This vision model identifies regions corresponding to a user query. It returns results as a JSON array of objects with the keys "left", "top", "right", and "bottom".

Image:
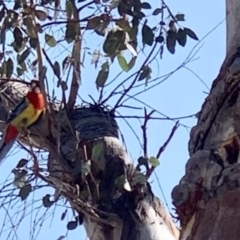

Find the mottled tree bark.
[
  {"left": 172, "top": 1, "right": 240, "bottom": 239},
  {"left": 0, "top": 80, "right": 179, "bottom": 240}
]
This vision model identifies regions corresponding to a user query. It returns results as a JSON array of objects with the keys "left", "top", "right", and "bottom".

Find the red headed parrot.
[{"left": 0, "top": 80, "right": 45, "bottom": 164}]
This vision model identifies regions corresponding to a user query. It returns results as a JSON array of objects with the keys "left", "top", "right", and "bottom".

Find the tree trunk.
[
  {"left": 172, "top": 1, "right": 240, "bottom": 239},
  {"left": 226, "top": 0, "right": 240, "bottom": 55},
  {"left": 46, "top": 105, "right": 180, "bottom": 240},
  {"left": 0, "top": 81, "right": 179, "bottom": 240}
]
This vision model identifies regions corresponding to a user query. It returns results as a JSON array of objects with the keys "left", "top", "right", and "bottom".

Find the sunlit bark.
[{"left": 172, "top": 1, "right": 240, "bottom": 239}]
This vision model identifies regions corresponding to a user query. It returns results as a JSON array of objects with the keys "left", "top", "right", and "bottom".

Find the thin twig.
[
  {"left": 115, "top": 114, "right": 196, "bottom": 120},
  {"left": 67, "top": 0, "right": 82, "bottom": 110},
  {"left": 146, "top": 121, "right": 179, "bottom": 178},
  {"left": 113, "top": 42, "right": 159, "bottom": 110},
  {"left": 42, "top": 48, "right": 75, "bottom": 136},
  {"left": 156, "top": 121, "right": 179, "bottom": 159},
  {"left": 141, "top": 108, "right": 155, "bottom": 157}
]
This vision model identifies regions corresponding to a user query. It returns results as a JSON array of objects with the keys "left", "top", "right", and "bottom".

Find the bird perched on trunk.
[{"left": 0, "top": 80, "right": 45, "bottom": 164}]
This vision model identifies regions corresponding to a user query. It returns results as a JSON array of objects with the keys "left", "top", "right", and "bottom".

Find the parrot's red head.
[
  {"left": 29, "top": 80, "right": 41, "bottom": 94},
  {"left": 26, "top": 80, "right": 45, "bottom": 109}
]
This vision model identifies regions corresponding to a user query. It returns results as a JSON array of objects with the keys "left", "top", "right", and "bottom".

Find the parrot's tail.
[{"left": 0, "top": 125, "right": 19, "bottom": 164}]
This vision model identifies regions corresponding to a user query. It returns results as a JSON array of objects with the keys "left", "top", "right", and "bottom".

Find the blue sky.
[{"left": 0, "top": 1, "right": 226, "bottom": 239}]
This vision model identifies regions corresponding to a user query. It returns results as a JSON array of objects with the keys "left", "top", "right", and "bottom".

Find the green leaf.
[
  {"left": 65, "top": 21, "right": 77, "bottom": 43},
  {"left": 0, "top": 66, "right": 3, "bottom": 76},
  {"left": 184, "top": 27, "right": 198, "bottom": 40},
  {"left": 91, "top": 142, "right": 104, "bottom": 160},
  {"left": 132, "top": 173, "right": 147, "bottom": 185},
  {"left": 0, "top": 8, "right": 5, "bottom": 20},
  {"left": 166, "top": 30, "right": 177, "bottom": 54},
  {"left": 115, "top": 18, "right": 131, "bottom": 32},
  {"left": 177, "top": 28, "right": 187, "bottom": 47},
  {"left": 95, "top": 61, "right": 109, "bottom": 89},
  {"left": 117, "top": 54, "right": 129, "bottom": 72},
  {"left": 18, "top": 48, "right": 31, "bottom": 64},
  {"left": 6, "top": 58, "right": 14, "bottom": 78},
  {"left": 115, "top": 176, "right": 131, "bottom": 191},
  {"left": 141, "top": 2, "right": 151, "bottom": 9},
  {"left": 62, "top": 56, "right": 70, "bottom": 74},
  {"left": 17, "top": 67, "right": 24, "bottom": 76},
  {"left": 109, "top": 0, "right": 120, "bottom": 10},
  {"left": 139, "top": 65, "right": 151, "bottom": 81},
  {"left": 67, "top": 221, "right": 78, "bottom": 230},
  {"left": 39, "top": 66, "right": 47, "bottom": 82},
  {"left": 31, "top": 59, "right": 38, "bottom": 68},
  {"left": 42, "top": 194, "right": 54, "bottom": 208},
  {"left": 134, "top": 11, "right": 145, "bottom": 19},
  {"left": 13, "top": 40, "right": 25, "bottom": 53},
  {"left": 103, "top": 30, "right": 125, "bottom": 56},
  {"left": 81, "top": 160, "right": 91, "bottom": 176},
  {"left": 160, "top": 21, "right": 165, "bottom": 26},
  {"left": 175, "top": 13, "right": 185, "bottom": 21},
  {"left": 138, "top": 156, "right": 148, "bottom": 166},
  {"left": 56, "top": 236, "right": 65, "bottom": 240},
  {"left": 155, "top": 35, "right": 164, "bottom": 43},
  {"left": 13, "top": 27, "right": 23, "bottom": 47},
  {"left": 149, "top": 157, "right": 160, "bottom": 167},
  {"left": 91, "top": 49, "right": 100, "bottom": 66},
  {"left": 45, "top": 33, "right": 57, "bottom": 47},
  {"left": 19, "top": 184, "right": 31, "bottom": 201},
  {"left": 60, "top": 81, "right": 68, "bottom": 91},
  {"left": 35, "top": 10, "right": 48, "bottom": 21},
  {"left": 115, "top": 175, "right": 126, "bottom": 188},
  {"left": 86, "top": 16, "right": 101, "bottom": 30},
  {"left": 65, "top": 0, "right": 73, "bottom": 18},
  {"left": 30, "top": 37, "right": 38, "bottom": 49},
  {"left": 142, "top": 24, "right": 154, "bottom": 46},
  {"left": 0, "top": 28, "right": 6, "bottom": 45},
  {"left": 77, "top": 215, "right": 83, "bottom": 225},
  {"left": 13, "top": 0, "right": 21, "bottom": 10},
  {"left": 53, "top": 61, "right": 61, "bottom": 78},
  {"left": 128, "top": 56, "right": 137, "bottom": 70},
  {"left": 109, "top": 0, "right": 121, "bottom": 10},
  {"left": 16, "top": 159, "right": 28, "bottom": 168},
  {"left": 12, "top": 169, "right": 27, "bottom": 188},
  {"left": 0, "top": 52, "right": 4, "bottom": 62},
  {"left": 36, "top": 23, "right": 43, "bottom": 33},
  {"left": 61, "top": 209, "right": 67, "bottom": 221},
  {"left": 19, "top": 61, "right": 27, "bottom": 71},
  {"left": 169, "top": 20, "right": 177, "bottom": 32},
  {"left": 152, "top": 8, "right": 162, "bottom": 16}
]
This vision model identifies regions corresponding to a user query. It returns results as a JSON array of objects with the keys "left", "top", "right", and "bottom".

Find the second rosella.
[{"left": 0, "top": 80, "right": 45, "bottom": 164}]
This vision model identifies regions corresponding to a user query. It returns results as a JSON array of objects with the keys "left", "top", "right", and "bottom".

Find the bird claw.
[{"left": 21, "top": 126, "right": 29, "bottom": 136}]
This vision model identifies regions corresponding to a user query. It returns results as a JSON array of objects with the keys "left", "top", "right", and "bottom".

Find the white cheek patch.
[
  {"left": 34, "top": 87, "right": 41, "bottom": 94},
  {"left": 31, "top": 83, "right": 37, "bottom": 88}
]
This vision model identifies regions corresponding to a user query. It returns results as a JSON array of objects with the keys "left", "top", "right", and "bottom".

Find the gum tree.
[{"left": 0, "top": 0, "right": 206, "bottom": 240}]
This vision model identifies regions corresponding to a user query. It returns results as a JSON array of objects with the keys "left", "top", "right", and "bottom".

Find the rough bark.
[
  {"left": 226, "top": 0, "right": 240, "bottom": 55},
  {"left": 0, "top": 80, "right": 179, "bottom": 240},
  {"left": 172, "top": 1, "right": 240, "bottom": 239}
]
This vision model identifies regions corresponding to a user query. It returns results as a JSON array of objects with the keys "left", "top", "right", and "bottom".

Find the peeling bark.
[{"left": 172, "top": 1, "right": 240, "bottom": 239}]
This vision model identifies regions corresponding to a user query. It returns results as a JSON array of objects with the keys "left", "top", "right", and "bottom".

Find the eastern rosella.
[{"left": 0, "top": 80, "right": 45, "bottom": 164}]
